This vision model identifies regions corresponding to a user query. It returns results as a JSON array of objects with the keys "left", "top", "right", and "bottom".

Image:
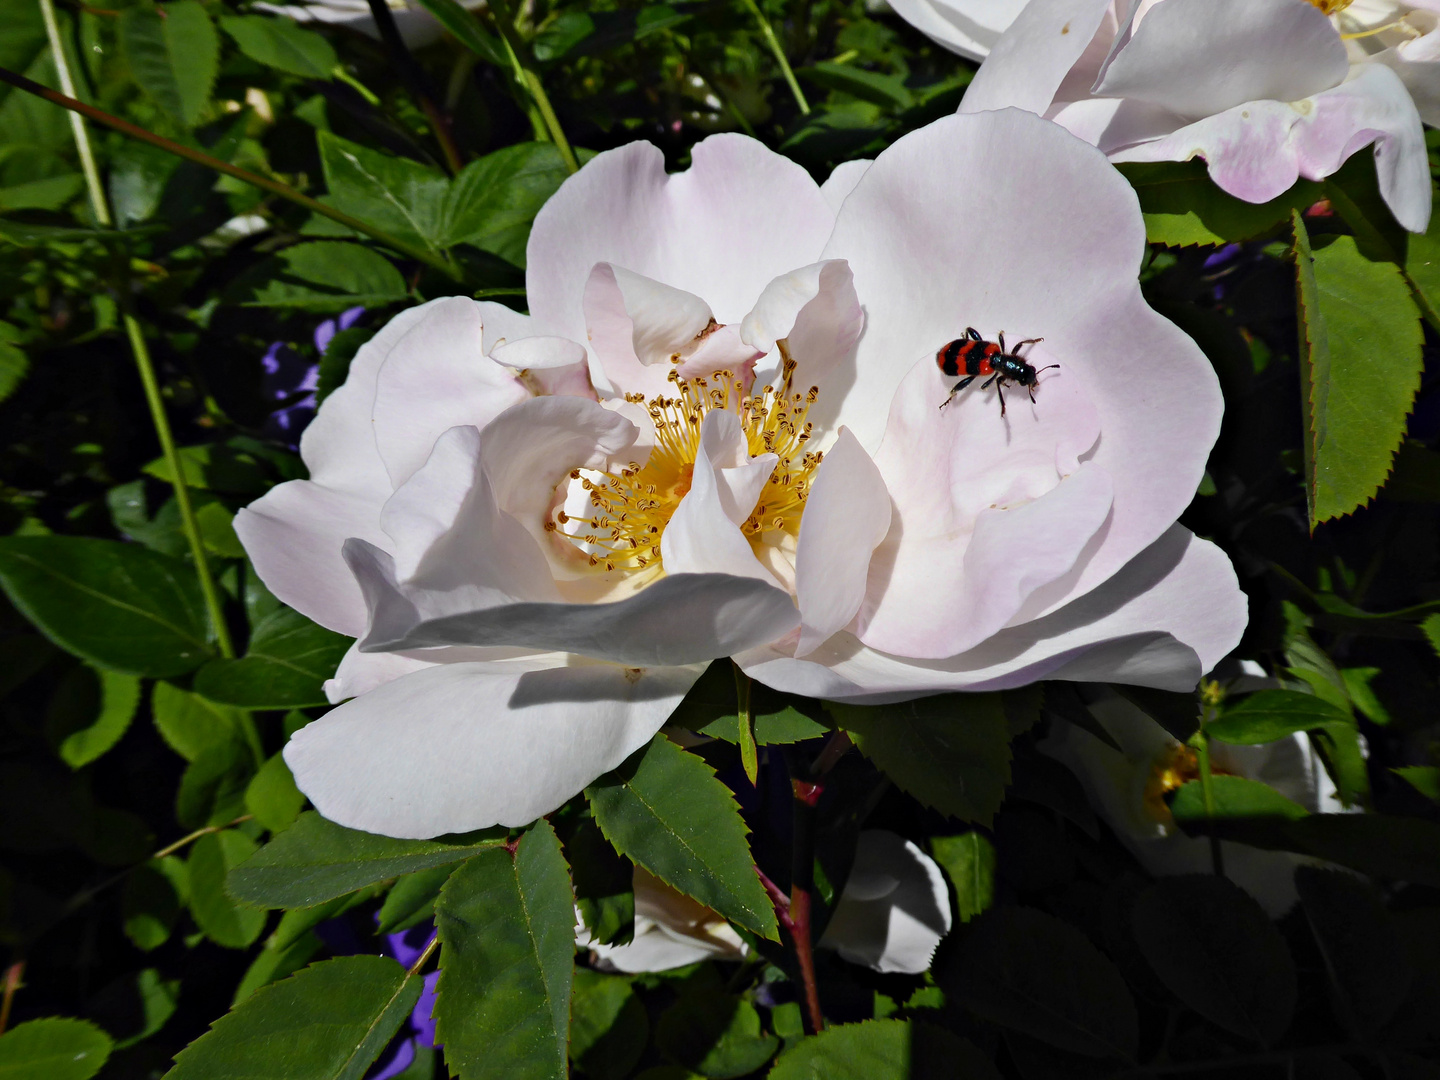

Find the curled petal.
[
  {"left": 1093, "top": 0, "right": 1348, "bottom": 117},
  {"left": 489, "top": 336, "right": 596, "bottom": 401},
  {"left": 661, "top": 410, "right": 780, "bottom": 584},
  {"left": 371, "top": 297, "right": 531, "bottom": 488},
  {"left": 741, "top": 261, "right": 864, "bottom": 392},
  {"left": 960, "top": 0, "right": 1115, "bottom": 114},
  {"left": 819, "top": 831, "right": 952, "bottom": 974},
  {"left": 583, "top": 263, "right": 717, "bottom": 398},
  {"left": 284, "top": 659, "right": 703, "bottom": 837},
  {"left": 1110, "top": 63, "right": 1431, "bottom": 232},
  {"left": 885, "top": 0, "right": 1028, "bottom": 60},
  {"left": 739, "top": 526, "right": 1248, "bottom": 700},
  {"left": 527, "top": 136, "right": 834, "bottom": 348}
]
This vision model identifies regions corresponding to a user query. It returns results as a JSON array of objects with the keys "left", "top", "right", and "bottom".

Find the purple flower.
[
  {"left": 261, "top": 307, "right": 365, "bottom": 448},
  {"left": 368, "top": 923, "right": 441, "bottom": 1080}
]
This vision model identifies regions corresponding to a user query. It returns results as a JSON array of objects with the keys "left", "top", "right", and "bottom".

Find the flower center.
[
  {"left": 1308, "top": 0, "right": 1354, "bottom": 13},
  {"left": 546, "top": 356, "right": 823, "bottom": 575},
  {"left": 1142, "top": 743, "right": 1233, "bottom": 827}
]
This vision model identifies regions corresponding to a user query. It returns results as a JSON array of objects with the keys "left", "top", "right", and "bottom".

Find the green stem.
[
  {"left": 1194, "top": 718, "right": 1225, "bottom": 877},
  {"left": 739, "top": 0, "right": 810, "bottom": 115},
  {"left": 37, "top": 0, "right": 234, "bottom": 664},
  {"left": 733, "top": 661, "right": 758, "bottom": 786},
  {"left": 122, "top": 316, "right": 235, "bottom": 663},
  {"left": 0, "top": 63, "right": 464, "bottom": 281},
  {"left": 486, "top": 0, "right": 579, "bottom": 173}
]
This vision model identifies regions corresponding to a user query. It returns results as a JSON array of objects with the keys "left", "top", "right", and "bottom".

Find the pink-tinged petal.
[
  {"left": 739, "top": 526, "right": 1247, "bottom": 700},
  {"left": 324, "top": 640, "right": 539, "bottom": 702},
  {"left": 794, "top": 429, "right": 891, "bottom": 657},
  {"left": 818, "top": 831, "right": 951, "bottom": 974},
  {"left": 371, "top": 297, "right": 531, "bottom": 489},
  {"left": 583, "top": 263, "right": 715, "bottom": 398},
  {"left": 285, "top": 659, "right": 703, "bottom": 837},
  {"left": 1094, "top": 0, "right": 1347, "bottom": 118},
  {"left": 820, "top": 160, "right": 871, "bottom": 216},
  {"left": 1111, "top": 63, "right": 1431, "bottom": 232},
  {"left": 960, "top": 0, "right": 1115, "bottom": 114},
  {"left": 586, "top": 870, "right": 747, "bottom": 971},
  {"left": 235, "top": 481, "right": 391, "bottom": 637},
  {"left": 489, "top": 336, "right": 597, "bottom": 401},
  {"left": 299, "top": 301, "right": 436, "bottom": 494},
  {"left": 825, "top": 111, "right": 1222, "bottom": 616},
  {"left": 1383, "top": 46, "right": 1440, "bottom": 128},
  {"left": 1047, "top": 96, "right": 1187, "bottom": 152},
  {"left": 662, "top": 411, "right": 779, "bottom": 583},
  {"left": 351, "top": 542, "right": 800, "bottom": 665},
  {"left": 526, "top": 135, "right": 834, "bottom": 347},
  {"left": 473, "top": 299, "right": 534, "bottom": 353},
  {"left": 741, "top": 261, "right": 864, "bottom": 392},
  {"left": 673, "top": 323, "right": 763, "bottom": 387},
  {"left": 887, "top": 0, "right": 1029, "bottom": 60}
]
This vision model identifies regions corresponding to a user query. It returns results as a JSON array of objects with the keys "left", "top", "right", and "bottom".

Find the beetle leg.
[
  {"left": 981, "top": 373, "right": 1001, "bottom": 389},
  {"left": 997, "top": 382, "right": 1008, "bottom": 417},
  {"left": 939, "top": 375, "right": 976, "bottom": 410},
  {"left": 965, "top": 327, "right": 982, "bottom": 342}
]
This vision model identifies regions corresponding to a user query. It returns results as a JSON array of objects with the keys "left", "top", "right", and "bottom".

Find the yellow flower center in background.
[
  {"left": 1308, "top": 0, "right": 1354, "bottom": 13},
  {"left": 546, "top": 355, "right": 823, "bottom": 575},
  {"left": 1142, "top": 743, "right": 1234, "bottom": 828}
]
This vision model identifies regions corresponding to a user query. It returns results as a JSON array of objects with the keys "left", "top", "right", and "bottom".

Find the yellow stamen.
[
  {"left": 549, "top": 354, "right": 822, "bottom": 576},
  {"left": 1142, "top": 743, "right": 1234, "bottom": 827},
  {"left": 1308, "top": 0, "right": 1354, "bottom": 14}
]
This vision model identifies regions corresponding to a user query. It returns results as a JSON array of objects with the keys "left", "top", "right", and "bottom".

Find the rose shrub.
[{"left": 236, "top": 107, "right": 1246, "bottom": 839}]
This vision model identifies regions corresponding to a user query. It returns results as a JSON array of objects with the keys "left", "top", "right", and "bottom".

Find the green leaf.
[
  {"left": 1296, "top": 866, "right": 1411, "bottom": 1036},
  {"left": 1210, "top": 689, "right": 1353, "bottom": 744},
  {"left": 318, "top": 132, "right": 448, "bottom": 253},
  {"left": 142, "top": 440, "right": 291, "bottom": 495},
  {"left": 220, "top": 16, "right": 337, "bottom": 78},
  {"left": 118, "top": 1, "right": 218, "bottom": 128},
  {"left": 562, "top": 814, "right": 633, "bottom": 946},
  {"left": 441, "top": 143, "right": 572, "bottom": 267},
  {"left": 1171, "top": 775, "right": 1311, "bottom": 825},
  {"left": 655, "top": 978, "right": 779, "bottom": 1079},
  {"left": 0, "top": 1018, "right": 111, "bottom": 1080},
  {"left": 939, "top": 906, "right": 1137, "bottom": 1060},
  {"left": 1132, "top": 875, "right": 1296, "bottom": 1046},
  {"left": 176, "top": 739, "right": 251, "bottom": 828},
  {"left": 570, "top": 969, "right": 648, "bottom": 1080},
  {"left": 768, "top": 1020, "right": 1001, "bottom": 1080},
  {"left": 165, "top": 956, "right": 422, "bottom": 1080},
  {"left": 1422, "top": 613, "right": 1440, "bottom": 658},
  {"left": 586, "top": 734, "right": 777, "bottom": 940},
  {"left": 226, "top": 810, "right": 503, "bottom": 909},
  {"left": 246, "top": 752, "right": 305, "bottom": 834},
  {"left": 1405, "top": 185, "right": 1440, "bottom": 328},
  {"left": 1121, "top": 162, "right": 1322, "bottom": 247},
  {"left": 232, "top": 930, "right": 322, "bottom": 1005},
  {"left": 0, "top": 334, "right": 27, "bottom": 404},
  {"left": 1394, "top": 766, "right": 1440, "bottom": 802},
  {"left": 240, "top": 242, "right": 409, "bottom": 313},
  {"left": 434, "top": 821, "right": 574, "bottom": 1080},
  {"left": 929, "top": 831, "right": 993, "bottom": 923},
  {"left": 152, "top": 680, "right": 241, "bottom": 762},
  {"left": 375, "top": 864, "right": 454, "bottom": 934},
  {"left": 46, "top": 665, "right": 141, "bottom": 768},
  {"left": 1382, "top": 441, "right": 1440, "bottom": 503},
  {"left": 122, "top": 858, "right": 184, "bottom": 951},
  {"left": 1292, "top": 217, "right": 1425, "bottom": 525},
  {"left": 112, "top": 968, "right": 181, "bottom": 1049},
  {"left": 0, "top": 536, "right": 213, "bottom": 677},
  {"left": 798, "top": 62, "right": 913, "bottom": 109},
  {"left": 411, "top": 0, "right": 507, "bottom": 65},
  {"left": 0, "top": 174, "right": 81, "bottom": 211},
  {"left": 194, "top": 605, "right": 351, "bottom": 709},
  {"left": 698, "top": 705, "right": 827, "bottom": 746},
  {"left": 533, "top": 10, "right": 596, "bottom": 61},
  {"left": 188, "top": 830, "right": 267, "bottom": 949},
  {"left": 829, "top": 694, "right": 1011, "bottom": 824}
]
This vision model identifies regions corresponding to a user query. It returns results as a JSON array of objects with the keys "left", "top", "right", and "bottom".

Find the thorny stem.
[
  {"left": 789, "top": 772, "right": 825, "bottom": 1034},
  {"left": 485, "top": 0, "right": 579, "bottom": 173},
  {"left": 734, "top": 662, "right": 759, "bottom": 786},
  {"left": 363, "top": 0, "right": 464, "bottom": 174},
  {"left": 38, "top": 0, "right": 246, "bottom": 684},
  {"left": 1194, "top": 685, "right": 1225, "bottom": 877},
  {"left": 0, "top": 960, "right": 22, "bottom": 1035},
  {"left": 738, "top": 0, "right": 811, "bottom": 115},
  {"left": 0, "top": 64, "right": 464, "bottom": 280}
]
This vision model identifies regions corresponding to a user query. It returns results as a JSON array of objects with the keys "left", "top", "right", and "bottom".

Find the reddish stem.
[
  {"left": 788, "top": 886, "right": 823, "bottom": 1034},
  {"left": 0, "top": 959, "right": 23, "bottom": 1035}
]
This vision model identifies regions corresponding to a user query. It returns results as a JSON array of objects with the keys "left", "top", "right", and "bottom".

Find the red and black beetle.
[{"left": 937, "top": 327, "right": 1058, "bottom": 416}]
